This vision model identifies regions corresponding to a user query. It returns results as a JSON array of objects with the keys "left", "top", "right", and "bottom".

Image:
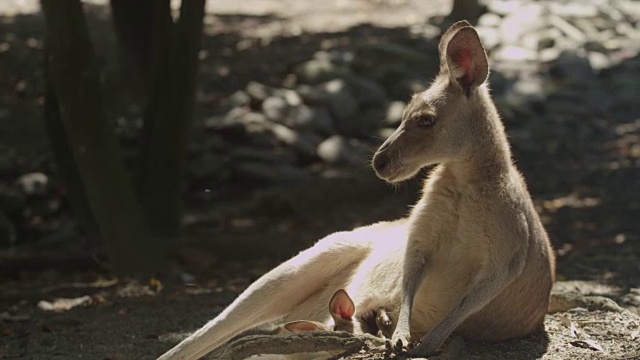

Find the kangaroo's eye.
[{"left": 417, "top": 116, "right": 437, "bottom": 128}]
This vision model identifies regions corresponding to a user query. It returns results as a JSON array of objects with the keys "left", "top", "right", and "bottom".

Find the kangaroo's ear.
[
  {"left": 329, "top": 289, "right": 355, "bottom": 321},
  {"left": 438, "top": 20, "right": 472, "bottom": 69},
  {"left": 444, "top": 25, "right": 489, "bottom": 94},
  {"left": 283, "top": 320, "right": 330, "bottom": 333}
]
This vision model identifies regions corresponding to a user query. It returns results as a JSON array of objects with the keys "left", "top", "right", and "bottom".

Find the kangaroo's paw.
[{"left": 406, "top": 336, "right": 440, "bottom": 358}]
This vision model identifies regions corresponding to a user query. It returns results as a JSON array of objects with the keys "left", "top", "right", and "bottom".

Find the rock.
[
  {"left": 572, "top": 18, "right": 599, "bottom": 38},
  {"left": 520, "top": 32, "right": 541, "bottom": 51},
  {"left": 549, "top": 292, "right": 625, "bottom": 313},
  {"left": 229, "top": 90, "right": 250, "bottom": 107},
  {"left": 477, "top": 13, "right": 502, "bottom": 27},
  {"left": 264, "top": 99, "right": 334, "bottom": 135},
  {"left": 317, "top": 135, "right": 370, "bottom": 165},
  {"left": 15, "top": 172, "right": 48, "bottom": 196},
  {"left": 549, "top": 15, "right": 587, "bottom": 43},
  {"left": 262, "top": 96, "right": 288, "bottom": 122},
  {"left": 284, "top": 104, "right": 314, "bottom": 129},
  {"left": 294, "top": 55, "right": 351, "bottom": 85},
  {"left": 588, "top": 52, "right": 613, "bottom": 70},
  {"left": 499, "top": 3, "right": 547, "bottom": 44},
  {"left": 475, "top": 26, "right": 500, "bottom": 50},
  {"left": 539, "top": 47, "right": 562, "bottom": 63},
  {"left": 278, "top": 89, "right": 302, "bottom": 107},
  {"left": 319, "top": 79, "right": 359, "bottom": 133},
  {"left": 493, "top": 46, "right": 537, "bottom": 62},
  {"left": 512, "top": 76, "right": 544, "bottom": 98},
  {"left": 270, "top": 123, "right": 316, "bottom": 157},
  {"left": 487, "top": 0, "right": 522, "bottom": 16},
  {"left": 620, "top": 291, "right": 640, "bottom": 307},
  {"left": 295, "top": 84, "right": 327, "bottom": 104},
  {"left": 240, "top": 112, "right": 273, "bottom": 134},
  {"left": 385, "top": 101, "right": 406, "bottom": 126},
  {"left": 538, "top": 29, "right": 560, "bottom": 50},
  {"left": 245, "top": 81, "right": 273, "bottom": 103},
  {"left": 548, "top": 2, "right": 598, "bottom": 18}
]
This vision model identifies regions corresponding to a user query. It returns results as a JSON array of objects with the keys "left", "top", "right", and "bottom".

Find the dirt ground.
[{"left": 1, "top": 0, "right": 639, "bottom": 359}]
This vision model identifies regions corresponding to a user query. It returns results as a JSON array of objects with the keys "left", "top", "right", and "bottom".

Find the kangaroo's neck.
[{"left": 436, "top": 89, "right": 513, "bottom": 188}]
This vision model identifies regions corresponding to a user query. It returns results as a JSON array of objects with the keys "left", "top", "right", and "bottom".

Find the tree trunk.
[
  {"left": 448, "top": 0, "right": 484, "bottom": 22},
  {"left": 40, "top": 0, "right": 160, "bottom": 275},
  {"left": 43, "top": 44, "right": 102, "bottom": 252},
  {"left": 109, "top": 0, "right": 155, "bottom": 73},
  {"left": 137, "top": 0, "right": 206, "bottom": 249}
]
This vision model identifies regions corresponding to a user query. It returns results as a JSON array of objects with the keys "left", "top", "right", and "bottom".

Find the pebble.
[
  {"left": 262, "top": 96, "right": 288, "bottom": 122},
  {"left": 15, "top": 172, "right": 49, "bottom": 196}
]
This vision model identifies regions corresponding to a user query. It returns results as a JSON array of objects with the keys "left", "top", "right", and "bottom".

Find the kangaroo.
[
  {"left": 157, "top": 219, "right": 409, "bottom": 360},
  {"left": 371, "top": 21, "right": 555, "bottom": 355},
  {"left": 157, "top": 21, "right": 555, "bottom": 360}
]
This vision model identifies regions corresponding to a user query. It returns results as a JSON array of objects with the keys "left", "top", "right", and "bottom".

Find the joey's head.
[
  {"left": 373, "top": 21, "right": 491, "bottom": 182},
  {"left": 327, "top": 289, "right": 395, "bottom": 337},
  {"left": 282, "top": 289, "right": 394, "bottom": 338}
]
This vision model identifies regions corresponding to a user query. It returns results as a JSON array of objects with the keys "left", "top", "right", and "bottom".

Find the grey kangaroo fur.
[
  {"left": 372, "top": 21, "right": 555, "bottom": 355},
  {"left": 157, "top": 20, "right": 555, "bottom": 360}
]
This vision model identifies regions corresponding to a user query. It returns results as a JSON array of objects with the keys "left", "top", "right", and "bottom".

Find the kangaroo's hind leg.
[{"left": 157, "top": 232, "right": 371, "bottom": 360}]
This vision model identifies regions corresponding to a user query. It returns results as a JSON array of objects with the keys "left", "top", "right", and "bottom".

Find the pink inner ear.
[
  {"left": 329, "top": 289, "right": 356, "bottom": 320},
  {"left": 337, "top": 304, "right": 354, "bottom": 319},
  {"left": 454, "top": 49, "right": 474, "bottom": 85}
]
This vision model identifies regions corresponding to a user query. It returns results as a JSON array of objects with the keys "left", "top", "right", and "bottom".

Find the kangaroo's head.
[{"left": 373, "top": 21, "right": 491, "bottom": 182}]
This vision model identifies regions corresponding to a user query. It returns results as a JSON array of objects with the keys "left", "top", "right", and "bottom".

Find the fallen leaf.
[
  {"left": 558, "top": 315, "right": 579, "bottom": 337},
  {"left": 37, "top": 296, "right": 92, "bottom": 312},
  {"left": 569, "top": 339, "right": 605, "bottom": 353},
  {"left": 116, "top": 280, "right": 156, "bottom": 298}
]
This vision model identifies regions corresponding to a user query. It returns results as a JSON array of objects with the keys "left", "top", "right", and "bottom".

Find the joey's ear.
[
  {"left": 283, "top": 320, "right": 330, "bottom": 333},
  {"left": 329, "top": 289, "right": 355, "bottom": 321},
  {"left": 444, "top": 26, "right": 489, "bottom": 94}
]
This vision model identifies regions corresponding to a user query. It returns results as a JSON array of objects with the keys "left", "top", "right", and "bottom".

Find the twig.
[{"left": 211, "top": 331, "right": 386, "bottom": 360}]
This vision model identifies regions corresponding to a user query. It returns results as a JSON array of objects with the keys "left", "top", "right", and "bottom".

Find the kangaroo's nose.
[{"left": 373, "top": 154, "right": 389, "bottom": 173}]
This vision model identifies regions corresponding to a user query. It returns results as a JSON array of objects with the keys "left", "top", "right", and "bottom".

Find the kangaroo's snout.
[{"left": 373, "top": 153, "right": 389, "bottom": 174}]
